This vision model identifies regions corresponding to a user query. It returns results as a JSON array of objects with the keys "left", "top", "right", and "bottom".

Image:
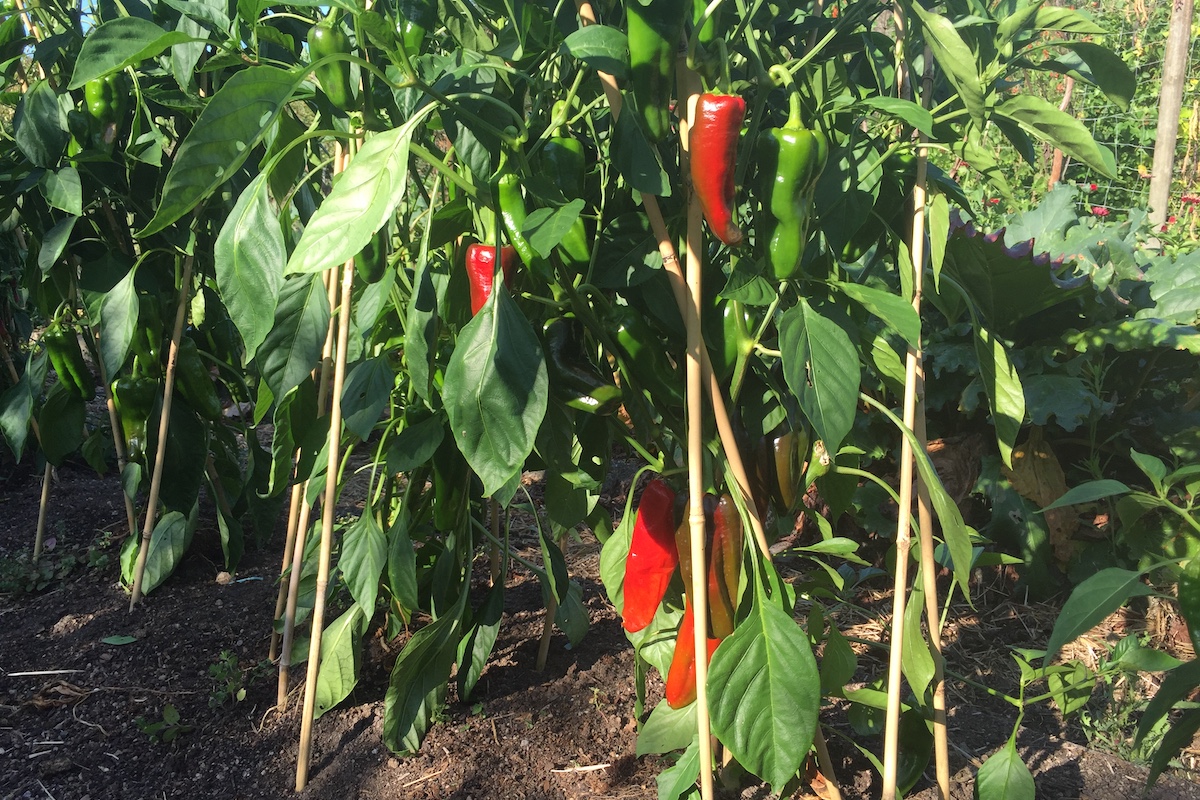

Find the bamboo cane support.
[
  {"left": 269, "top": 487, "right": 305, "bottom": 663},
  {"left": 295, "top": 243, "right": 357, "bottom": 793},
  {"left": 0, "top": 337, "right": 54, "bottom": 563},
  {"left": 128, "top": 256, "right": 194, "bottom": 609},
  {"left": 278, "top": 242, "right": 343, "bottom": 707}
]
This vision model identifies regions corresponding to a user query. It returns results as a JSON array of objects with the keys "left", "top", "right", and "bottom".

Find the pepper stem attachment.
[{"left": 768, "top": 64, "right": 804, "bottom": 129}]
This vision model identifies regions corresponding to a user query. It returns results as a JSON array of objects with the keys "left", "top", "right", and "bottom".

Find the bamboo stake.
[
  {"left": 296, "top": 216, "right": 357, "bottom": 794},
  {"left": 278, "top": 241, "right": 343, "bottom": 708},
  {"left": 128, "top": 256, "right": 194, "bottom": 610},
  {"left": 0, "top": 336, "right": 53, "bottom": 563},
  {"left": 269, "top": 487, "right": 305, "bottom": 663}
]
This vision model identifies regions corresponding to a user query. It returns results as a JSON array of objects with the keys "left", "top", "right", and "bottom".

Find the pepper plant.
[{"left": 0, "top": 0, "right": 1143, "bottom": 796}]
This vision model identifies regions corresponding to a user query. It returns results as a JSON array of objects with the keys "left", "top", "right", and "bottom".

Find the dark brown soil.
[{"left": 3, "top": 457, "right": 1200, "bottom": 800}]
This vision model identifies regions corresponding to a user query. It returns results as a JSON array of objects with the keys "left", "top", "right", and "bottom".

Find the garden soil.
[{"left": 3, "top": 456, "right": 1200, "bottom": 800}]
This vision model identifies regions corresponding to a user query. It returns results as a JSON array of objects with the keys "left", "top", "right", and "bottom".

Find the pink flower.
[{"left": 1091, "top": 206, "right": 1110, "bottom": 217}]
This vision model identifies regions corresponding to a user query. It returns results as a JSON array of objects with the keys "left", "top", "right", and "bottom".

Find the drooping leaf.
[
  {"left": 38, "top": 384, "right": 85, "bottom": 466},
  {"left": 834, "top": 281, "right": 920, "bottom": 348},
  {"left": 637, "top": 700, "right": 698, "bottom": 756},
  {"left": 139, "top": 511, "right": 194, "bottom": 595},
  {"left": 905, "top": 1, "right": 986, "bottom": 124},
  {"left": 1041, "top": 479, "right": 1131, "bottom": 511},
  {"left": 972, "top": 324, "right": 1024, "bottom": 468},
  {"left": 442, "top": 287, "right": 547, "bottom": 497},
  {"left": 341, "top": 357, "right": 394, "bottom": 440},
  {"left": 561, "top": 25, "right": 627, "bottom": 78},
  {"left": 995, "top": 94, "right": 1116, "bottom": 178},
  {"left": 41, "top": 167, "right": 82, "bottom": 216},
  {"left": 655, "top": 735, "right": 700, "bottom": 800},
  {"left": 314, "top": 603, "right": 366, "bottom": 718},
  {"left": 901, "top": 581, "right": 935, "bottom": 700},
  {"left": 257, "top": 274, "right": 331, "bottom": 402},
  {"left": 707, "top": 577, "right": 821, "bottom": 791},
  {"left": 14, "top": 80, "right": 68, "bottom": 168},
  {"left": 340, "top": 513, "right": 388, "bottom": 616},
  {"left": 456, "top": 583, "right": 504, "bottom": 702},
  {"left": 779, "top": 298, "right": 859, "bottom": 456},
  {"left": 214, "top": 172, "right": 284, "bottom": 363}
]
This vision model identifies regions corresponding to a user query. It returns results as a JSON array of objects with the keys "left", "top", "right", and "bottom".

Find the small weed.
[
  {"left": 136, "top": 704, "right": 193, "bottom": 743},
  {"left": 207, "top": 650, "right": 271, "bottom": 708}
]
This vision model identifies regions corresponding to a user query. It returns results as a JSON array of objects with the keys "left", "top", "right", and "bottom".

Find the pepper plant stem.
[
  {"left": 128, "top": 254, "right": 194, "bottom": 610},
  {"left": 91, "top": 329, "right": 139, "bottom": 545}
]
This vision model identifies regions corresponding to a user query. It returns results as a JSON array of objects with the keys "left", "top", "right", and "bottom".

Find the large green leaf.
[
  {"left": 1142, "top": 251, "right": 1200, "bottom": 325},
  {"left": 341, "top": 357, "right": 394, "bottom": 440},
  {"left": 257, "top": 274, "right": 331, "bottom": 402},
  {"left": 42, "top": 167, "right": 82, "bottom": 217},
  {"left": 1043, "top": 568, "right": 1153, "bottom": 664},
  {"left": 834, "top": 281, "right": 921, "bottom": 348},
  {"left": 1065, "top": 320, "right": 1200, "bottom": 356},
  {"left": 286, "top": 124, "right": 416, "bottom": 275},
  {"left": 974, "top": 736, "right": 1034, "bottom": 800},
  {"left": 139, "top": 510, "right": 195, "bottom": 595},
  {"left": 340, "top": 513, "right": 387, "bottom": 616},
  {"left": 137, "top": 67, "right": 300, "bottom": 237},
  {"left": 314, "top": 603, "right": 366, "bottom": 719},
  {"left": 779, "top": 299, "right": 859, "bottom": 456},
  {"left": 214, "top": 172, "right": 284, "bottom": 364},
  {"left": 14, "top": 80, "right": 68, "bottom": 168},
  {"left": 995, "top": 94, "right": 1116, "bottom": 177},
  {"left": 443, "top": 287, "right": 547, "bottom": 497},
  {"left": 159, "top": 404, "right": 210, "bottom": 514},
  {"left": 0, "top": 370, "right": 33, "bottom": 461},
  {"left": 902, "top": 581, "right": 935, "bottom": 700},
  {"left": 456, "top": 582, "right": 504, "bottom": 702},
  {"left": 1135, "top": 658, "right": 1200, "bottom": 746},
  {"left": 906, "top": 1, "right": 986, "bottom": 124},
  {"left": 382, "top": 592, "right": 465, "bottom": 755},
  {"left": 561, "top": 25, "right": 627, "bottom": 78},
  {"left": 1040, "top": 43, "right": 1135, "bottom": 111},
  {"left": 655, "top": 734, "right": 700, "bottom": 800},
  {"left": 1148, "top": 707, "right": 1200, "bottom": 787},
  {"left": 69, "top": 17, "right": 196, "bottom": 89},
  {"left": 637, "top": 700, "right": 698, "bottom": 756},
  {"left": 96, "top": 264, "right": 140, "bottom": 382},
  {"left": 707, "top": 578, "right": 821, "bottom": 791},
  {"left": 972, "top": 325, "right": 1024, "bottom": 468}
]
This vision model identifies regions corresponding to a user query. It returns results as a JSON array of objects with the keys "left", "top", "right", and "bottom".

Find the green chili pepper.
[
  {"left": 175, "top": 336, "right": 222, "bottom": 421},
  {"left": 543, "top": 317, "right": 622, "bottom": 415},
  {"left": 539, "top": 110, "right": 591, "bottom": 272},
  {"left": 758, "top": 77, "right": 828, "bottom": 281},
  {"left": 392, "top": 0, "right": 436, "bottom": 57},
  {"left": 309, "top": 13, "right": 359, "bottom": 113},
  {"left": 83, "top": 73, "right": 126, "bottom": 152},
  {"left": 112, "top": 375, "right": 158, "bottom": 464},
  {"left": 609, "top": 304, "right": 684, "bottom": 409},
  {"left": 43, "top": 320, "right": 95, "bottom": 400},
  {"left": 495, "top": 160, "right": 550, "bottom": 282},
  {"left": 626, "top": 0, "right": 687, "bottom": 143},
  {"left": 355, "top": 224, "right": 390, "bottom": 284}
]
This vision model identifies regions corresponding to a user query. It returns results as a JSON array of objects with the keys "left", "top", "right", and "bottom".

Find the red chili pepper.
[
  {"left": 664, "top": 600, "right": 722, "bottom": 708},
  {"left": 621, "top": 479, "right": 679, "bottom": 633},
  {"left": 689, "top": 93, "right": 746, "bottom": 246},
  {"left": 707, "top": 494, "right": 743, "bottom": 639},
  {"left": 466, "top": 243, "right": 517, "bottom": 316}
]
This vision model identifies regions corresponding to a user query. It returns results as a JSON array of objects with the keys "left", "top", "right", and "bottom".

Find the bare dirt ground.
[{"left": 3, "top": 455, "right": 1200, "bottom": 800}]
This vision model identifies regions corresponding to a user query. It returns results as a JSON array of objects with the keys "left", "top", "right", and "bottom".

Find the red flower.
[
  {"left": 1091, "top": 206, "right": 1110, "bottom": 217},
  {"left": 1088, "top": 183, "right": 1098, "bottom": 192},
  {"left": 1182, "top": 194, "right": 1200, "bottom": 205},
  {"left": 988, "top": 198, "right": 1000, "bottom": 205},
  {"left": 1169, "top": 215, "right": 1177, "bottom": 223}
]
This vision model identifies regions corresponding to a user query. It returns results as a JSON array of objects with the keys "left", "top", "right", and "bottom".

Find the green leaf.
[
  {"left": 314, "top": 603, "right": 366, "bottom": 719},
  {"left": 287, "top": 124, "right": 416, "bottom": 275},
  {"left": 69, "top": 18, "right": 197, "bottom": 89},
  {"left": 386, "top": 510, "right": 419, "bottom": 614},
  {"left": 38, "top": 215, "right": 78, "bottom": 274},
  {"left": 137, "top": 67, "right": 300, "bottom": 237},
  {"left": 214, "top": 172, "right": 284, "bottom": 363},
  {"left": 1043, "top": 568, "right": 1153, "bottom": 664},
  {"left": 257, "top": 274, "right": 331, "bottom": 402},
  {"left": 779, "top": 298, "right": 859, "bottom": 456},
  {"left": 42, "top": 167, "right": 82, "bottom": 216},
  {"left": 819, "top": 625, "right": 857, "bottom": 695},
  {"left": 523, "top": 199, "right": 585, "bottom": 259},
  {"left": 1136, "top": 658, "right": 1200, "bottom": 746},
  {"left": 96, "top": 264, "right": 140, "bottom": 383},
  {"left": 386, "top": 416, "right": 443, "bottom": 475},
  {"left": 974, "top": 736, "right": 1034, "bottom": 800},
  {"left": 101, "top": 634, "right": 138, "bottom": 645},
  {"left": 636, "top": 700, "right": 697, "bottom": 756},
  {"left": 382, "top": 593, "right": 465, "bottom": 755},
  {"left": 1032, "top": 6, "right": 1106, "bottom": 34},
  {"left": 1041, "top": 479, "right": 1131, "bottom": 511},
  {"left": 707, "top": 577, "right": 821, "bottom": 791},
  {"left": 996, "top": 0, "right": 1046, "bottom": 45},
  {"left": 1142, "top": 251, "right": 1200, "bottom": 326},
  {"left": 341, "top": 357, "right": 394, "bottom": 440},
  {"left": 902, "top": 581, "right": 935, "bottom": 700},
  {"left": 834, "top": 281, "right": 920, "bottom": 348},
  {"left": 14, "top": 80, "right": 68, "bottom": 168},
  {"left": 1148, "top": 707, "right": 1200, "bottom": 787},
  {"left": 1130, "top": 449, "right": 1168, "bottom": 494},
  {"left": 995, "top": 94, "right": 1116, "bottom": 178},
  {"left": 656, "top": 734, "right": 700, "bottom": 800},
  {"left": 340, "top": 513, "right": 387, "bottom": 616},
  {"left": 612, "top": 105, "right": 670, "bottom": 197},
  {"left": 443, "top": 288, "right": 547, "bottom": 497},
  {"left": 599, "top": 502, "right": 634, "bottom": 612},
  {"left": 972, "top": 325, "right": 1024, "bottom": 468},
  {"left": 1046, "top": 43, "right": 1135, "bottom": 111},
  {"left": 554, "top": 580, "right": 589, "bottom": 646},
  {"left": 140, "top": 511, "right": 194, "bottom": 595},
  {"left": 561, "top": 25, "right": 627, "bottom": 78},
  {"left": 906, "top": 2, "right": 986, "bottom": 124},
  {"left": 858, "top": 97, "right": 933, "bottom": 138},
  {"left": 456, "top": 582, "right": 504, "bottom": 702},
  {"left": 928, "top": 194, "right": 949, "bottom": 290}
]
